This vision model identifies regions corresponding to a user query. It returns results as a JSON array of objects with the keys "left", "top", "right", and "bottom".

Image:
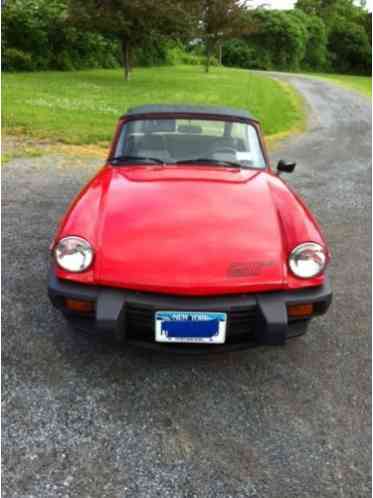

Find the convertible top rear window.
[{"left": 115, "top": 117, "right": 266, "bottom": 169}]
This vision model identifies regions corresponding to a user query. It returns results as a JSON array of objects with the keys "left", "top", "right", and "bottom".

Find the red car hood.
[
  {"left": 95, "top": 166, "right": 287, "bottom": 295},
  {"left": 56, "top": 165, "right": 326, "bottom": 295}
]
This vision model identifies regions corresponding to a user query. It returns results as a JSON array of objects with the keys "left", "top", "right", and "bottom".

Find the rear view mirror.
[{"left": 277, "top": 159, "right": 296, "bottom": 174}]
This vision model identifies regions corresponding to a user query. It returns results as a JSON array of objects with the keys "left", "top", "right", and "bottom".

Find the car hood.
[{"left": 57, "top": 165, "right": 326, "bottom": 295}]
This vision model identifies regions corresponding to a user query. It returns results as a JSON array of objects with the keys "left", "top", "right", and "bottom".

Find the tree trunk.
[
  {"left": 121, "top": 38, "right": 130, "bottom": 81},
  {"left": 205, "top": 39, "right": 211, "bottom": 73},
  {"left": 218, "top": 41, "right": 223, "bottom": 66}
]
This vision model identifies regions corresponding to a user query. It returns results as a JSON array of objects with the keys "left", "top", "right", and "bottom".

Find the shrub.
[
  {"left": 133, "top": 38, "right": 170, "bottom": 67},
  {"left": 2, "top": 0, "right": 121, "bottom": 72},
  {"left": 303, "top": 14, "right": 328, "bottom": 70},
  {"left": 181, "top": 52, "right": 208, "bottom": 66},
  {"left": 134, "top": 40, "right": 215, "bottom": 67},
  {"left": 164, "top": 44, "right": 187, "bottom": 65},
  {"left": 3, "top": 48, "right": 35, "bottom": 71},
  {"left": 223, "top": 40, "right": 275, "bottom": 70},
  {"left": 328, "top": 20, "right": 372, "bottom": 74},
  {"left": 223, "top": 9, "right": 329, "bottom": 73},
  {"left": 222, "top": 40, "right": 258, "bottom": 69},
  {"left": 290, "top": 9, "right": 328, "bottom": 70}
]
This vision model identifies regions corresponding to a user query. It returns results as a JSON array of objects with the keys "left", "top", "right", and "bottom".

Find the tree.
[
  {"left": 328, "top": 19, "right": 371, "bottom": 73},
  {"left": 198, "top": 0, "right": 253, "bottom": 73},
  {"left": 295, "top": 0, "right": 323, "bottom": 16},
  {"left": 244, "top": 9, "right": 309, "bottom": 71},
  {"left": 296, "top": 0, "right": 362, "bottom": 26},
  {"left": 222, "top": 39, "right": 261, "bottom": 69},
  {"left": 68, "top": 0, "right": 195, "bottom": 80},
  {"left": 296, "top": 0, "right": 371, "bottom": 73},
  {"left": 291, "top": 9, "right": 328, "bottom": 69},
  {"left": 2, "top": 0, "right": 121, "bottom": 71},
  {"left": 363, "top": 11, "right": 372, "bottom": 44}
]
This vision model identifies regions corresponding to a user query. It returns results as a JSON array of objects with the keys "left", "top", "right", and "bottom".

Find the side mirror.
[{"left": 277, "top": 159, "right": 296, "bottom": 174}]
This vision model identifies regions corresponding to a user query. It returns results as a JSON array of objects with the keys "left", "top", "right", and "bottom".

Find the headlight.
[
  {"left": 289, "top": 243, "right": 327, "bottom": 279},
  {"left": 54, "top": 236, "right": 94, "bottom": 273}
]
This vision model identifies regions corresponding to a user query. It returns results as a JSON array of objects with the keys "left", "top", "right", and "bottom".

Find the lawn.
[
  {"left": 3, "top": 65, "right": 305, "bottom": 146},
  {"left": 311, "top": 73, "right": 372, "bottom": 97}
]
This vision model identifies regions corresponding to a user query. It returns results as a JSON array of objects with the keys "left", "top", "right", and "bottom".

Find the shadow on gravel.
[{"left": 51, "top": 311, "right": 307, "bottom": 377}]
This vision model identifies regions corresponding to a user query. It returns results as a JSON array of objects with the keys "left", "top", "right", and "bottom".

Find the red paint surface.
[{"left": 52, "top": 158, "right": 329, "bottom": 295}]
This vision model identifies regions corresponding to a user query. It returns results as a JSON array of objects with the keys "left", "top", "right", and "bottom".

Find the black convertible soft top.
[{"left": 123, "top": 104, "right": 255, "bottom": 121}]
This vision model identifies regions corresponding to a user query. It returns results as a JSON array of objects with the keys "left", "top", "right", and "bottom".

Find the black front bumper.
[{"left": 48, "top": 271, "right": 332, "bottom": 352}]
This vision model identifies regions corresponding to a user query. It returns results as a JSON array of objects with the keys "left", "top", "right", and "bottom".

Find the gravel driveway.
[{"left": 3, "top": 75, "right": 371, "bottom": 498}]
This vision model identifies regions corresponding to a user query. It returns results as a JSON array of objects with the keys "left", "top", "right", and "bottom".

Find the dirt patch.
[{"left": 2, "top": 134, "right": 108, "bottom": 164}]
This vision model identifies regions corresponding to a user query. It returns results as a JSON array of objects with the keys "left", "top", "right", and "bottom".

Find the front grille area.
[
  {"left": 228, "top": 308, "right": 257, "bottom": 341},
  {"left": 125, "top": 303, "right": 257, "bottom": 345},
  {"left": 125, "top": 304, "right": 154, "bottom": 341}
]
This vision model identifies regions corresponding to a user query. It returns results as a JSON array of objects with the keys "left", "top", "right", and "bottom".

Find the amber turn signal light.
[
  {"left": 65, "top": 299, "right": 94, "bottom": 313},
  {"left": 287, "top": 303, "right": 314, "bottom": 318}
]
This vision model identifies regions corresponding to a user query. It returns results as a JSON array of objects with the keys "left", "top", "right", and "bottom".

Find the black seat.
[
  {"left": 132, "top": 134, "right": 171, "bottom": 161},
  {"left": 208, "top": 137, "right": 245, "bottom": 153}
]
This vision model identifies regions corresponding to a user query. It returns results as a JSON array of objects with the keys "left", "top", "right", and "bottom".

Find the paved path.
[{"left": 3, "top": 76, "right": 371, "bottom": 497}]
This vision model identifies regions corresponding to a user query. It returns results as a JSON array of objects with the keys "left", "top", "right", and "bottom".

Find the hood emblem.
[{"left": 228, "top": 261, "right": 275, "bottom": 278}]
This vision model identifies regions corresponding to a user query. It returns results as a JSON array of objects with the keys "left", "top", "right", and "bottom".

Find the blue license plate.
[{"left": 155, "top": 311, "right": 227, "bottom": 344}]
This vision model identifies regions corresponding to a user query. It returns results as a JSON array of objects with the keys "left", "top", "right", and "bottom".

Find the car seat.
[{"left": 130, "top": 134, "right": 171, "bottom": 162}]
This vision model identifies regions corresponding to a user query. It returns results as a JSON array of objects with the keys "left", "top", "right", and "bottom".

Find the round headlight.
[
  {"left": 54, "top": 236, "right": 94, "bottom": 273},
  {"left": 289, "top": 243, "right": 327, "bottom": 279}
]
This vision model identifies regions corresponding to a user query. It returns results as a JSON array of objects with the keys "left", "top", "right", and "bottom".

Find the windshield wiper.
[
  {"left": 175, "top": 158, "right": 245, "bottom": 169},
  {"left": 110, "top": 155, "right": 165, "bottom": 165}
]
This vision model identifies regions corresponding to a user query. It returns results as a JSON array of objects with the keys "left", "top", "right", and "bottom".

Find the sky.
[{"left": 251, "top": 0, "right": 372, "bottom": 11}]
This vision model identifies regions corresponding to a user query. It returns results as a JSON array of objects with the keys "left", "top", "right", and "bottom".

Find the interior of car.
[
  {"left": 125, "top": 133, "right": 247, "bottom": 163},
  {"left": 114, "top": 117, "right": 265, "bottom": 167}
]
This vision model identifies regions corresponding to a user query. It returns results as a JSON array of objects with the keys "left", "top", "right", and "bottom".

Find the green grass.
[
  {"left": 310, "top": 73, "right": 372, "bottom": 97},
  {"left": 3, "top": 65, "right": 305, "bottom": 145}
]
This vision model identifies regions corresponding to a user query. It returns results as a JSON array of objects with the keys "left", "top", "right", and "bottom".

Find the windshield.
[{"left": 114, "top": 117, "right": 266, "bottom": 169}]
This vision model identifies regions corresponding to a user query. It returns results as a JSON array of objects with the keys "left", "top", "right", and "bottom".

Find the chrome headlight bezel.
[
  {"left": 54, "top": 236, "right": 94, "bottom": 273},
  {"left": 288, "top": 242, "right": 327, "bottom": 279}
]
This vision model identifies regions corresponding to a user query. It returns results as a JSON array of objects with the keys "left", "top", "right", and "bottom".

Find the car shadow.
[{"left": 51, "top": 309, "right": 308, "bottom": 379}]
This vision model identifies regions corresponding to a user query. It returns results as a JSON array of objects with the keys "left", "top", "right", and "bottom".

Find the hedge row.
[{"left": 223, "top": 8, "right": 371, "bottom": 75}]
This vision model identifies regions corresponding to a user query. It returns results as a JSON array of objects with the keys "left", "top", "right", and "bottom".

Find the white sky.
[{"left": 251, "top": 0, "right": 372, "bottom": 11}]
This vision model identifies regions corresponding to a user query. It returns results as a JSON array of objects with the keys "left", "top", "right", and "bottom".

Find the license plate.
[{"left": 155, "top": 311, "right": 227, "bottom": 344}]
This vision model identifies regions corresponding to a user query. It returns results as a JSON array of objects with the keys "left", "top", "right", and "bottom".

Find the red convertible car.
[{"left": 48, "top": 105, "right": 332, "bottom": 352}]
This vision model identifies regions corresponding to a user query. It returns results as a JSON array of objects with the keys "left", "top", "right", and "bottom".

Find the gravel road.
[{"left": 3, "top": 75, "right": 371, "bottom": 498}]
